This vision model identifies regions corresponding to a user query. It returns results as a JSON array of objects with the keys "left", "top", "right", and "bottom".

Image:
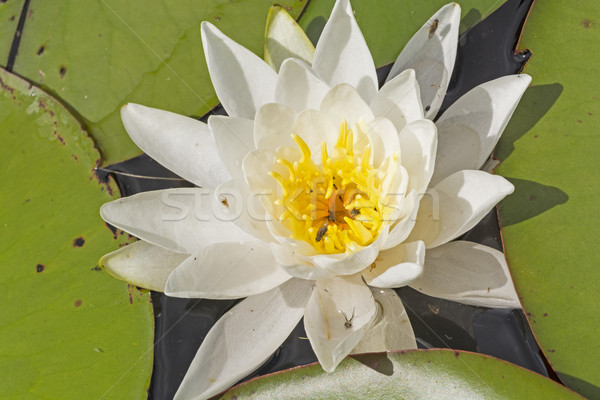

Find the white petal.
[
  {"left": 209, "top": 116, "right": 254, "bottom": 178},
  {"left": 361, "top": 117, "right": 401, "bottom": 168},
  {"left": 165, "top": 241, "right": 292, "bottom": 299},
  {"left": 352, "top": 288, "right": 417, "bottom": 353},
  {"left": 271, "top": 244, "right": 334, "bottom": 280},
  {"left": 410, "top": 241, "right": 521, "bottom": 308},
  {"left": 304, "top": 274, "right": 377, "bottom": 372},
  {"left": 100, "top": 188, "right": 255, "bottom": 254},
  {"left": 398, "top": 119, "right": 438, "bottom": 194},
  {"left": 291, "top": 109, "right": 339, "bottom": 164},
  {"left": 264, "top": 5, "right": 315, "bottom": 71},
  {"left": 362, "top": 241, "right": 425, "bottom": 288},
  {"left": 275, "top": 58, "right": 330, "bottom": 113},
  {"left": 371, "top": 69, "right": 424, "bottom": 132},
  {"left": 320, "top": 84, "right": 374, "bottom": 130},
  {"left": 408, "top": 170, "right": 515, "bottom": 249},
  {"left": 313, "top": 0, "right": 378, "bottom": 102},
  {"left": 430, "top": 74, "right": 532, "bottom": 186},
  {"left": 214, "top": 178, "right": 273, "bottom": 243},
  {"left": 381, "top": 191, "right": 419, "bottom": 251},
  {"left": 305, "top": 227, "right": 388, "bottom": 276},
  {"left": 387, "top": 3, "right": 461, "bottom": 118},
  {"left": 201, "top": 22, "right": 277, "bottom": 119},
  {"left": 173, "top": 278, "right": 313, "bottom": 400},
  {"left": 253, "top": 103, "right": 296, "bottom": 151},
  {"left": 121, "top": 103, "right": 230, "bottom": 188},
  {"left": 100, "top": 240, "right": 187, "bottom": 291}
]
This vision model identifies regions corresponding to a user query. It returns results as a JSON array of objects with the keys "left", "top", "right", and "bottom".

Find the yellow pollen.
[{"left": 271, "top": 120, "right": 392, "bottom": 254}]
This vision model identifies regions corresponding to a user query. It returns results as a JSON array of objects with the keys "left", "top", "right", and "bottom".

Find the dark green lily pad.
[
  {"left": 0, "top": 67, "right": 153, "bottom": 399},
  {"left": 222, "top": 350, "right": 583, "bottom": 399},
  {"left": 496, "top": 1, "right": 600, "bottom": 398}
]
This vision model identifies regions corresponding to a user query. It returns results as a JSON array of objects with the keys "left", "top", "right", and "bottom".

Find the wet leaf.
[
  {"left": 222, "top": 350, "right": 583, "bottom": 399},
  {"left": 0, "top": 67, "right": 153, "bottom": 399},
  {"left": 496, "top": 1, "right": 600, "bottom": 398}
]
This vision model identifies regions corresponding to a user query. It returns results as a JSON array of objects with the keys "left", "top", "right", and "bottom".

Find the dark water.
[{"left": 98, "top": 0, "right": 545, "bottom": 398}]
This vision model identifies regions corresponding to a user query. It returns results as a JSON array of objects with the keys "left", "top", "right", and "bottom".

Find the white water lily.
[{"left": 99, "top": 1, "right": 530, "bottom": 399}]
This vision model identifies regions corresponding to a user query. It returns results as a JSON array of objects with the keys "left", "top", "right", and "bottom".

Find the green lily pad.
[
  {"left": 0, "top": 68, "right": 153, "bottom": 399},
  {"left": 495, "top": 1, "right": 600, "bottom": 398},
  {"left": 0, "top": 0, "right": 23, "bottom": 64},
  {"left": 9, "top": 0, "right": 308, "bottom": 165},
  {"left": 222, "top": 350, "right": 582, "bottom": 399},
  {"left": 298, "top": 0, "right": 502, "bottom": 67}
]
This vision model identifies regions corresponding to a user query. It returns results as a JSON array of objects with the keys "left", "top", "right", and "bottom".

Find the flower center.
[{"left": 271, "top": 121, "right": 395, "bottom": 254}]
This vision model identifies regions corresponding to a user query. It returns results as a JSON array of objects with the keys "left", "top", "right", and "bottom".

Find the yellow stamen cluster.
[{"left": 271, "top": 121, "right": 391, "bottom": 254}]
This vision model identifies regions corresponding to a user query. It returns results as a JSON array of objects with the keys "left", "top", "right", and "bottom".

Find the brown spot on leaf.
[
  {"left": 73, "top": 237, "right": 85, "bottom": 247},
  {"left": 91, "top": 266, "right": 101, "bottom": 271},
  {"left": 36, "top": 264, "right": 45, "bottom": 273},
  {"left": 529, "top": 194, "right": 537, "bottom": 201},
  {"left": 453, "top": 351, "right": 460, "bottom": 358},
  {"left": 74, "top": 299, "right": 82, "bottom": 307},
  {"left": 37, "top": 45, "right": 45, "bottom": 56},
  {"left": 582, "top": 19, "right": 593, "bottom": 28},
  {"left": 59, "top": 65, "right": 67, "bottom": 78},
  {"left": 9, "top": 15, "right": 15, "bottom": 21}
]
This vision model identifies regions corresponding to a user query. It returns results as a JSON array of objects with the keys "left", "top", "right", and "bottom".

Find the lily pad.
[
  {"left": 495, "top": 1, "right": 600, "bottom": 398},
  {"left": 8, "top": 0, "right": 307, "bottom": 165},
  {"left": 0, "top": 0, "right": 24, "bottom": 64},
  {"left": 222, "top": 350, "right": 582, "bottom": 399},
  {"left": 0, "top": 68, "right": 153, "bottom": 399}
]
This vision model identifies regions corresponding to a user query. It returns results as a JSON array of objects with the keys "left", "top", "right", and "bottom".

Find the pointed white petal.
[
  {"left": 121, "top": 103, "right": 230, "bottom": 188},
  {"left": 398, "top": 119, "right": 438, "bottom": 194},
  {"left": 275, "top": 58, "right": 330, "bottom": 112},
  {"left": 320, "top": 83, "right": 374, "bottom": 130},
  {"left": 362, "top": 241, "right": 425, "bottom": 288},
  {"left": 304, "top": 274, "right": 377, "bottom": 372},
  {"left": 431, "top": 74, "right": 532, "bottom": 185},
  {"left": 313, "top": 0, "right": 378, "bottom": 102},
  {"left": 387, "top": 3, "right": 461, "bottom": 118},
  {"left": 352, "top": 288, "right": 417, "bottom": 353},
  {"left": 381, "top": 191, "right": 419, "bottom": 251},
  {"left": 305, "top": 227, "right": 388, "bottom": 276},
  {"left": 410, "top": 241, "right": 521, "bottom": 308},
  {"left": 371, "top": 69, "right": 424, "bottom": 132},
  {"left": 214, "top": 178, "right": 273, "bottom": 243},
  {"left": 208, "top": 116, "right": 254, "bottom": 179},
  {"left": 408, "top": 170, "right": 515, "bottom": 249},
  {"left": 201, "top": 22, "right": 277, "bottom": 119},
  {"left": 165, "top": 241, "right": 291, "bottom": 299},
  {"left": 100, "top": 240, "right": 187, "bottom": 291},
  {"left": 253, "top": 103, "right": 296, "bottom": 151},
  {"left": 173, "top": 278, "right": 313, "bottom": 400},
  {"left": 264, "top": 5, "right": 315, "bottom": 71},
  {"left": 271, "top": 243, "right": 334, "bottom": 280},
  {"left": 100, "top": 188, "right": 255, "bottom": 254}
]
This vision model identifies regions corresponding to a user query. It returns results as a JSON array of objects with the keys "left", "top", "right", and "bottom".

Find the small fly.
[
  {"left": 315, "top": 222, "right": 329, "bottom": 242},
  {"left": 340, "top": 308, "right": 355, "bottom": 328},
  {"left": 428, "top": 18, "right": 439, "bottom": 39}
]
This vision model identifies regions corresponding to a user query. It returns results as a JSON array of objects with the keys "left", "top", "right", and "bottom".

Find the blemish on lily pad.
[
  {"left": 37, "top": 45, "right": 45, "bottom": 56},
  {"left": 59, "top": 66, "right": 67, "bottom": 78},
  {"left": 73, "top": 237, "right": 85, "bottom": 247},
  {"left": 74, "top": 299, "right": 82, "bottom": 307},
  {"left": 36, "top": 264, "right": 45, "bottom": 273}
]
